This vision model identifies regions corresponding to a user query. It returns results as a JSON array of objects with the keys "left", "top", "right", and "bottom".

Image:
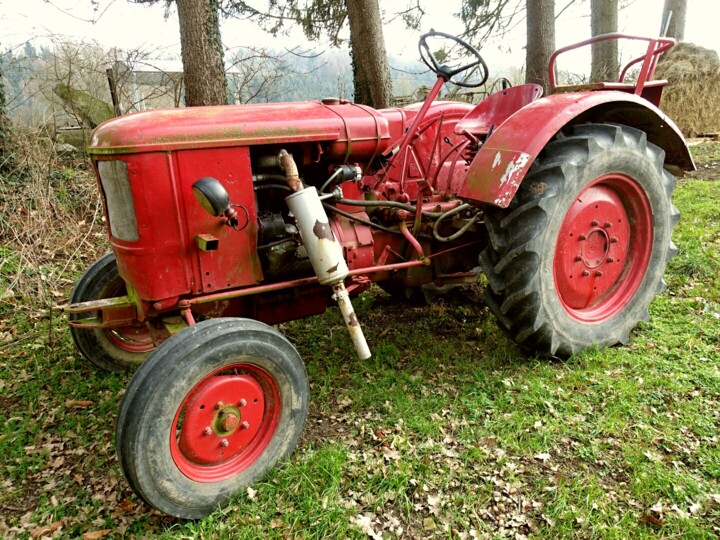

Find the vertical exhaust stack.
[{"left": 281, "top": 151, "right": 371, "bottom": 360}]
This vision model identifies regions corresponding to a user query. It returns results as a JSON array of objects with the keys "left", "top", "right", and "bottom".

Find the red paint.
[
  {"left": 553, "top": 174, "right": 653, "bottom": 322},
  {"left": 90, "top": 100, "right": 393, "bottom": 163},
  {"left": 454, "top": 84, "right": 543, "bottom": 135},
  {"left": 100, "top": 146, "right": 262, "bottom": 303},
  {"left": 458, "top": 91, "right": 692, "bottom": 208},
  {"left": 171, "top": 364, "right": 280, "bottom": 482},
  {"left": 548, "top": 34, "right": 674, "bottom": 91}
]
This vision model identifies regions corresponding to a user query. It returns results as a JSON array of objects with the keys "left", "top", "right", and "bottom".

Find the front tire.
[
  {"left": 116, "top": 318, "right": 309, "bottom": 519},
  {"left": 480, "top": 123, "right": 679, "bottom": 356},
  {"left": 69, "top": 253, "right": 153, "bottom": 371}
]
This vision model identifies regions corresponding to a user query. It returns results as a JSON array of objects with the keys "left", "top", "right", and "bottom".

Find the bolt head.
[
  {"left": 610, "top": 237, "right": 618, "bottom": 243},
  {"left": 220, "top": 414, "right": 240, "bottom": 432},
  {"left": 215, "top": 401, "right": 225, "bottom": 410},
  {"left": 591, "top": 220, "right": 599, "bottom": 227},
  {"left": 203, "top": 427, "right": 212, "bottom": 435},
  {"left": 238, "top": 399, "right": 247, "bottom": 407},
  {"left": 579, "top": 234, "right": 587, "bottom": 241},
  {"left": 575, "top": 255, "right": 583, "bottom": 262},
  {"left": 241, "top": 421, "right": 250, "bottom": 430},
  {"left": 582, "top": 270, "right": 590, "bottom": 276},
  {"left": 607, "top": 257, "right": 614, "bottom": 263},
  {"left": 596, "top": 271, "right": 603, "bottom": 277},
  {"left": 220, "top": 439, "right": 229, "bottom": 447}
]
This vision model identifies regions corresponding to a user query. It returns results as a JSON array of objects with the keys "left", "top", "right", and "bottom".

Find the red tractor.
[{"left": 67, "top": 31, "right": 691, "bottom": 518}]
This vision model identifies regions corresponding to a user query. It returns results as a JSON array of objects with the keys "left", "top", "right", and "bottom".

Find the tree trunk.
[
  {"left": 176, "top": 0, "right": 227, "bottom": 106},
  {"left": 590, "top": 0, "right": 618, "bottom": 82},
  {"left": 346, "top": 0, "right": 392, "bottom": 109},
  {"left": 662, "top": 0, "right": 687, "bottom": 40},
  {"left": 525, "top": 0, "right": 555, "bottom": 95}
]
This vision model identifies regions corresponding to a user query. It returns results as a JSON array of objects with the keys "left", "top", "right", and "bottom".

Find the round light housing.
[{"left": 192, "top": 177, "right": 230, "bottom": 217}]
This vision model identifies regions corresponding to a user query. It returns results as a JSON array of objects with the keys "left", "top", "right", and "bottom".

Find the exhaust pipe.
[{"left": 282, "top": 155, "right": 371, "bottom": 360}]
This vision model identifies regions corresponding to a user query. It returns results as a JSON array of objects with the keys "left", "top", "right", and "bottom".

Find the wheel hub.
[
  {"left": 554, "top": 183, "right": 631, "bottom": 311},
  {"left": 581, "top": 227, "right": 609, "bottom": 268},
  {"left": 178, "top": 375, "right": 265, "bottom": 466}
]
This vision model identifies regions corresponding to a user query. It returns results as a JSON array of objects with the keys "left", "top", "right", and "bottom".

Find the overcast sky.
[{"left": 1, "top": 0, "right": 718, "bottom": 71}]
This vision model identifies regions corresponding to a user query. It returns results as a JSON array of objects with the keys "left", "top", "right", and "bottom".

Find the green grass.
[{"left": 1, "top": 158, "right": 719, "bottom": 538}]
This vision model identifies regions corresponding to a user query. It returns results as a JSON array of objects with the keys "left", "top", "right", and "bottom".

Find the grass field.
[{"left": 0, "top": 142, "right": 718, "bottom": 539}]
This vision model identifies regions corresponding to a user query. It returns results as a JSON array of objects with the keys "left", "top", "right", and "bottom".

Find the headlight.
[{"left": 97, "top": 160, "right": 139, "bottom": 242}]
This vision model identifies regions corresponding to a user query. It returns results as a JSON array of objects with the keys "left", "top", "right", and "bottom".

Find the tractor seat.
[{"left": 455, "top": 83, "right": 544, "bottom": 136}]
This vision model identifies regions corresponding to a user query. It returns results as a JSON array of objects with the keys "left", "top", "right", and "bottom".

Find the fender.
[{"left": 458, "top": 91, "right": 695, "bottom": 208}]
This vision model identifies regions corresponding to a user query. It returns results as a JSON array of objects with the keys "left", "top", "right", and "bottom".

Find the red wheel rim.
[
  {"left": 553, "top": 174, "right": 652, "bottom": 323},
  {"left": 170, "top": 362, "right": 281, "bottom": 482},
  {"left": 102, "top": 279, "right": 154, "bottom": 353},
  {"left": 105, "top": 325, "right": 154, "bottom": 353}
]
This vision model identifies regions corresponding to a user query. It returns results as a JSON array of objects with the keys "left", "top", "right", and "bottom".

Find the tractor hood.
[{"left": 88, "top": 100, "right": 394, "bottom": 158}]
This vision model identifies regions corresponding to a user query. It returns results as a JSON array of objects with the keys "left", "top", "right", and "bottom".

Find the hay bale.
[{"left": 655, "top": 42, "right": 720, "bottom": 137}]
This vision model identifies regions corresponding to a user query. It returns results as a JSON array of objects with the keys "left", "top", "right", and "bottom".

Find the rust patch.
[
  {"left": 327, "top": 263, "right": 339, "bottom": 274},
  {"left": 348, "top": 312, "right": 359, "bottom": 326},
  {"left": 313, "top": 220, "right": 334, "bottom": 240}
]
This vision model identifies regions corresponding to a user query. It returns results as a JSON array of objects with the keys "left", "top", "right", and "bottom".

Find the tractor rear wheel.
[
  {"left": 480, "top": 123, "right": 679, "bottom": 356},
  {"left": 116, "top": 318, "right": 308, "bottom": 519},
  {"left": 70, "top": 253, "right": 153, "bottom": 371}
]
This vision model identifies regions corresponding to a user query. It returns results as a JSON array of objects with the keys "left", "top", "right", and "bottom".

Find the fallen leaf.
[
  {"left": 82, "top": 530, "right": 111, "bottom": 539},
  {"left": 650, "top": 500, "right": 665, "bottom": 514},
  {"left": 423, "top": 517, "right": 437, "bottom": 531},
  {"left": 352, "top": 514, "right": 382, "bottom": 540},
  {"left": 639, "top": 514, "right": 666, "bottom": 528},
  {"left": 116, "top": 499, "right": 135, "bottom": 512},
  {"left": 66, "top": 400, "right": 93, "bottom": 408},
  {"left": 534, "top": 452, "right": 551, "bottom": 463},
  {"left": 31, "top": 520, "right": 64, "bottom": 538},
  {"left": 246, "top": 487, "right": 257, "bottom": 500},
  {"left": 382, "top": 447, "right": 400, "bottom": 461}
]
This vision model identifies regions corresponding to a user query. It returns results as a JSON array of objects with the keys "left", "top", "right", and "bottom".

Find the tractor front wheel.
[
  {"left": 480, "top": 123, "right": 679, "bottom": 356},
  {"left": 69, "top": 253, "right": 153, "bottom": 371},
  {"left": 116, "top": 318, "right": 309, "bottom": 519}
]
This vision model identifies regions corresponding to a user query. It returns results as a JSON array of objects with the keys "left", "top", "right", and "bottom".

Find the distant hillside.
[{"left": 271, "top": 48, "right": 435, "bottom": 103}]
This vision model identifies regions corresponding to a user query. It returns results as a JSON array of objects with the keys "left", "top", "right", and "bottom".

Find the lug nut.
[
  {"left": 203, "top": 427, "right": 212, "bottom": 435},
  {"left": 582, "top": 270, "right": 590, "bottom": 276},
  {"left": 591, "top": 220, "right": 599, "bottom": 227},
  {"left": 579, "top": 234, "right": 587, "bottom": 241},
  {"left": 604, "top": 222, "right": 612, "bottom": 228},
  {"left": 607, "top": 257, "right": 614, "bottom": 263},
  {"left": 238, "top": 399, "right": 247, "bottom": 407},
  {"left": 241, "top": 421, "right": 250, "bottom": 430},
  {"left": 220, "top": 439, "right": 229, "bottom": 447},
  {"left": 596, "top": 271, "right": 603, "bottom": 277},
  {"left": 220, "top": 415, "right": 239, "bottom": 432},
  {"left": 610, "top": 237, "right": 618, "bottom": 243},
  {"left": 575, "top": 255, "right": 583, "bottom": 262},
  {"left": 215, "top": 401, "right": 225, "bottom": 410}
]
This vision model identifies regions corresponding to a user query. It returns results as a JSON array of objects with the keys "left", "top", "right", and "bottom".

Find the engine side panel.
[{"left": 101, "top": 146, "right": 262, "bottom": 302}]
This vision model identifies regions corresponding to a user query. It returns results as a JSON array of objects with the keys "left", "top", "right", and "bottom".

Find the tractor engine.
[{"left": 80, "top": 97, "right": 482, "bottom": 360}]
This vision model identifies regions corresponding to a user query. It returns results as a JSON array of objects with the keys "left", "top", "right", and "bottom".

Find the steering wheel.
[{"left": 419, "top": 30, "right": 489, "bottom": 88}]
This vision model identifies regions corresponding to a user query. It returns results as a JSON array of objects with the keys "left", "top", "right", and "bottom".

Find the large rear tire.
[
  {"left": 480, "top": 123, "right": 679, "bottom": 356},
  {"left": 69, "top": 253, "right": 153, "bottom": 371},
  {"left": 116, "top": 318, "right": 309, "bottom": 519}
]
